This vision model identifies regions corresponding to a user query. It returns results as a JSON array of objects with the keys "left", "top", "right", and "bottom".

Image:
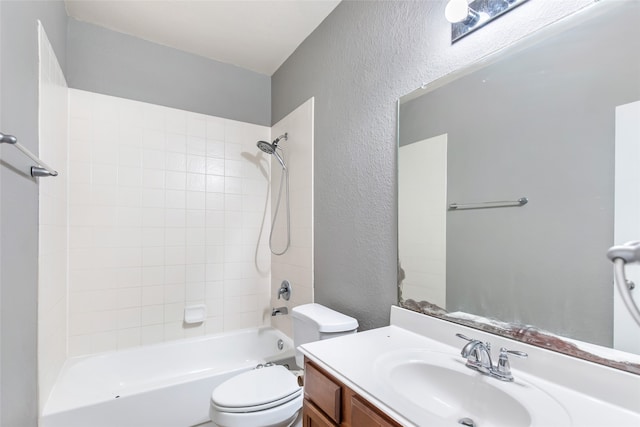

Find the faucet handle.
[
  {"left": 501, "top": 348, "right": 528, "bottom": 358},
  {"left": 493, "top": 347, "right": 528, "bottom": 381},
  {"left": 277, "top": 280, "right": 291, "bottom": 301},
  {"left": 456, "top": 333, "right": 491, "bottom": 350},
  {"left": 456, "top": 333, "right": 473, "bottom": 341}
]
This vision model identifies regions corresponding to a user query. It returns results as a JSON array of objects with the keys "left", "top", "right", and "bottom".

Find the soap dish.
[{"left": 184, "top": 304, "right": 206, "bottom": 324}]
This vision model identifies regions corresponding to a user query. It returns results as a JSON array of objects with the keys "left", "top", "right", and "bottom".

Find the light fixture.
[
  {"left": 445, "top": 0, "right": 479, "bottom": 25},
  {"left": 445, "top": 0, "right": 530, "bottom": 43}
]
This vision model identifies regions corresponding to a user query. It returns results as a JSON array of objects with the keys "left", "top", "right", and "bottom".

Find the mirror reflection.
[{"left": 398, "top": 1, "right": 640, "bottom": 366}]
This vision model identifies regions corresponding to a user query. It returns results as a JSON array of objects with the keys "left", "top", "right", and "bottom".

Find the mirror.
[{"left": 398, "top": 0, "right": 640, "bottom": 373}]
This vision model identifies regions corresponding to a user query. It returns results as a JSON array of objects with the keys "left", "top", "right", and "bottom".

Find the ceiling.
[{"left": 64, "top": 0, "right": 341, "bottom": 76}]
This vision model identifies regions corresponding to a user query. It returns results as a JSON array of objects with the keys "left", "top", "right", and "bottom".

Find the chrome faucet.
[
  {"left": 458, "top": 334, "right": 493, "bottom": 374},
  {"left": 456, "top": 333, "right": 528, "bottom": 381},
  {"left": 494, "top": 347, "right": 528, "bottom": 381},
  {"left": 277, "top": 280, "right": 291, "bottom": 301},
  {"left": 271, "top": 306, "right": 288, "bottom": 316}
]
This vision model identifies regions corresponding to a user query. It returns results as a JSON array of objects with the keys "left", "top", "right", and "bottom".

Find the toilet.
[{"left": 209, "top": 303, "right": 358, "bottom": 427}]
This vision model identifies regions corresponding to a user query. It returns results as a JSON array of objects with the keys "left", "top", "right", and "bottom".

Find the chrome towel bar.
[
  {"left": 448, "top": 197, "right": 528, "bottom": 210},
  {"left": 0, "top": 132, "right": 58, "bottom": 177}
]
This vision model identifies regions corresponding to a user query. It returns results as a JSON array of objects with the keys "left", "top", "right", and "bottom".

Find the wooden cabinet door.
[
  {"left": 303, "top": 399, "right": 338, "bottom": 427},
  {"left": 304, "top": 361, "right": 342, "bottom": 424},
  {"left": 350, "top": 395, "right": 400, "bottom": 427}
]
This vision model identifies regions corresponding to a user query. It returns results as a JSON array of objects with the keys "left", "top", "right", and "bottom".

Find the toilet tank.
[{"left": 291, "top": 303, "right": 358, "bottom": 368}]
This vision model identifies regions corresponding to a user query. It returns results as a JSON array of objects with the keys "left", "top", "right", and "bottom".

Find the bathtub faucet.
[{"left": 271, "top": 307, "right": 288, "bottom": 316}]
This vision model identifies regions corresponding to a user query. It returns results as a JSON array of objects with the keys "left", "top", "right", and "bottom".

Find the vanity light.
[
  {"left": 445, "top": 0, "right": 479, "bottom": 24},
  {"left": 446, "top": 0, "right": 530, "bottom": 43}
]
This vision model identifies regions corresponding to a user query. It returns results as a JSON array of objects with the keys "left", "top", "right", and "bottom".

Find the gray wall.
[
  {"left": 66, "top": 18, "right": 271, "bottom": 126},
  {"left": 272, "top": 0, "right": 591, "bottom": 331},
  {"left": 399, "top": 2, "right": 640, "bottom": 346},
  {"left": 0, "top": 2, "right": 67, "bottom": 426}
]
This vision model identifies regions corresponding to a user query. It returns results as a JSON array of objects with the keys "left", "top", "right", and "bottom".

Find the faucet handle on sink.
[
  {"left": 455, "top": 333, "right": 491, "bottom": 351},
  {"left": 455, "top": 333, "right": 473, "bottom": 342},
  {"left": 494, "top": 347, "right": 528, "bottom": 382}
]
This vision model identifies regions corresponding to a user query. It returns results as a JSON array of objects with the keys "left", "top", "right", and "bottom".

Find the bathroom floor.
[{"left": 194, "top": 412, "right": 303, "bottom": 427}]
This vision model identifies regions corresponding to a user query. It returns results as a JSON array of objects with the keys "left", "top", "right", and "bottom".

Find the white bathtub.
[{"left": 41, "top": 327, "right": 296, "bottom": 427}]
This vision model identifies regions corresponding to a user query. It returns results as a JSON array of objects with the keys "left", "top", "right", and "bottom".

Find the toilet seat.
[
  {"left": 211, "top": 365, "right": 301, "bottom": 413},
  {"left": 211, "top": 393, "right": 302, "bottom": 427}
]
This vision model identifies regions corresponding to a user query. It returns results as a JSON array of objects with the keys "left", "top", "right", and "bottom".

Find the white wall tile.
[
  {"left": 186, "top": 210, "right": 206, "bottom": 228},
  {"left": 186, "top": 264, "right": 206, "bottom": 283},
  {"left": 187, "top": 137, "right": 206, "bottom": 156},
  {"left": 142, "top": 286, "right": 165, "bottom": 306},
  {"left": 38, "top": 23, "right": 69, "bottom": 411},
  {"left": 67, "top": 90, "right": 273, "bottom": 357},
  {"left": 141, "top": 305, "right": 164, "bottom": 325},
  {"left": 117, "top": 308, "right": 141, "bottom": 329},
  {"left": 142, "top": 169, "right": 165, "bottom": 189},
  {"left": 206, "top": 175, "right": 225, "bottom": 193},
  {"left": 206, "top": 140, "right": 225, "bottom": 158},
  {"left": 165, "top": 171, "right": 185, "bottom": 190},
  {"left": 165, "top": 265, "right": 185, "bottom": 284},
  {"left": 269, "top": 98, "right": 315, "bottom": 338},
  {"left": 141, "top": 324, "right": 165, "bottom": 345},
  {"left": 186, "top": 173, "right": 206, "bottom": 192},
  {"left": 117, "top": 328, "right": 141, "bottom": 350},
  {"left": 186, "top": 155, "right": 206, "bottom": 174},
  {"left": 165, "top": 109, "right": 187, "bottom": 134},
  {"left": 143, "top": 129, "right": 165, "bottom": 150},
  {"left": 166, "top": 152, "right": 186, "bottom": 171},
  {"left": 143, "top": 149, "right": 166, "bottom": 170},
  {"left": 224, "top": 142, "right": 243, "bottom": 160},
  {"left": 187, "top": 116, "right": 207, "bottom": 138},
  {"left": 165, "top": 246, "right": 186, "bottom": 265},
  {"left": 206, "top": 117, "right": 225, "bottom": 141},
  {"left": 166, "top": 133, "right": 187, "bottom": 153}
]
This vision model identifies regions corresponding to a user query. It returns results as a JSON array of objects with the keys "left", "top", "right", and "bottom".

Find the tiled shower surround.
[
  {"left": 38, "top": 23, "right": 69, "bottom": 410},
  {"left": 67, "top": 90, "right": 271, "bottom": 356},
  {"left": 270, "top": 99, "right": 315, "bottom": 337}
]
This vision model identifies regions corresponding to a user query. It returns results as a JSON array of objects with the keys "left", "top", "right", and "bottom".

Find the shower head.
[
  {"left": 256, "top": 133, "right": 288, "bottom": 169},
  {"left": 257, "top": 140, "right": 275, "bottom": 155}
]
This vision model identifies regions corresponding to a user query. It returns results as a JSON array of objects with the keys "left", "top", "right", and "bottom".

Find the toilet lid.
[{"left": 211, "top": 365, "right": 302, "bottom": 412}]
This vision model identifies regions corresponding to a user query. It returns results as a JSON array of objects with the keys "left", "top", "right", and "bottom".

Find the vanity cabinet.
[{"left": 303, "top": 359, "right": 401, "bottom": 427}]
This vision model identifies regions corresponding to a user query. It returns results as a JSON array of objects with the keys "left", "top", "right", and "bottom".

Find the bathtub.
[{"left": 41, "top": 327, "right": 296, "bottom": 427}]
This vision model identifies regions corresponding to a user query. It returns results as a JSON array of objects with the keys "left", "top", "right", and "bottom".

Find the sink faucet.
[
  {"left": 458, "top": 334, "right": 493, "bottom": 374},
  {"left": 456, "top": 333, "right": 528, "bottom": 381}
]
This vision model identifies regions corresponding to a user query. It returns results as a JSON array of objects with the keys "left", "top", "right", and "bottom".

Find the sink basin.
[{"left": 375, "top": 349, "right": 571, "bottom": 427}]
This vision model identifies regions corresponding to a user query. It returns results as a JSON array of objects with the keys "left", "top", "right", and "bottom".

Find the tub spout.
[{"left": 271, "top": 307, "right": 288, "bottom": 316}]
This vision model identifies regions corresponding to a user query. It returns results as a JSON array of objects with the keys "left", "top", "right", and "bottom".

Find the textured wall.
[
  {"left": 0, "top": 2, "right": 67, "bottom": 426},
  {"left": 66, "top": 19, "right": 271, "bottom": 126},
  {"left": 272, "top": 0, "right": 592, "bottom": 330}
]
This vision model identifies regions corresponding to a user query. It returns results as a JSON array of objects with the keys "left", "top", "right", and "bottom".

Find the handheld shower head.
[
  {"left": 259, "top": 133, "right": 291, "bottom": 256},
  {"left": 256, "top": 133, "right": 288, "bottom": 169},
  {"left": 257, "top": 140, "right": 275, "bottom": 155}
]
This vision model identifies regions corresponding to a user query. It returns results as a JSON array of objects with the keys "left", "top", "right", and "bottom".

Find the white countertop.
[{"left": 299, "top": 306, "right": 640, "bottom": 427}]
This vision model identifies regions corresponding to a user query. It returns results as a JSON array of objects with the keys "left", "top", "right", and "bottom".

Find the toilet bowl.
[
  {"left": 209, "top": 365, "right": 302, "bottom": 427},
  {"left": 209, "top": 303, "right": 358, "bottom": 427}
]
